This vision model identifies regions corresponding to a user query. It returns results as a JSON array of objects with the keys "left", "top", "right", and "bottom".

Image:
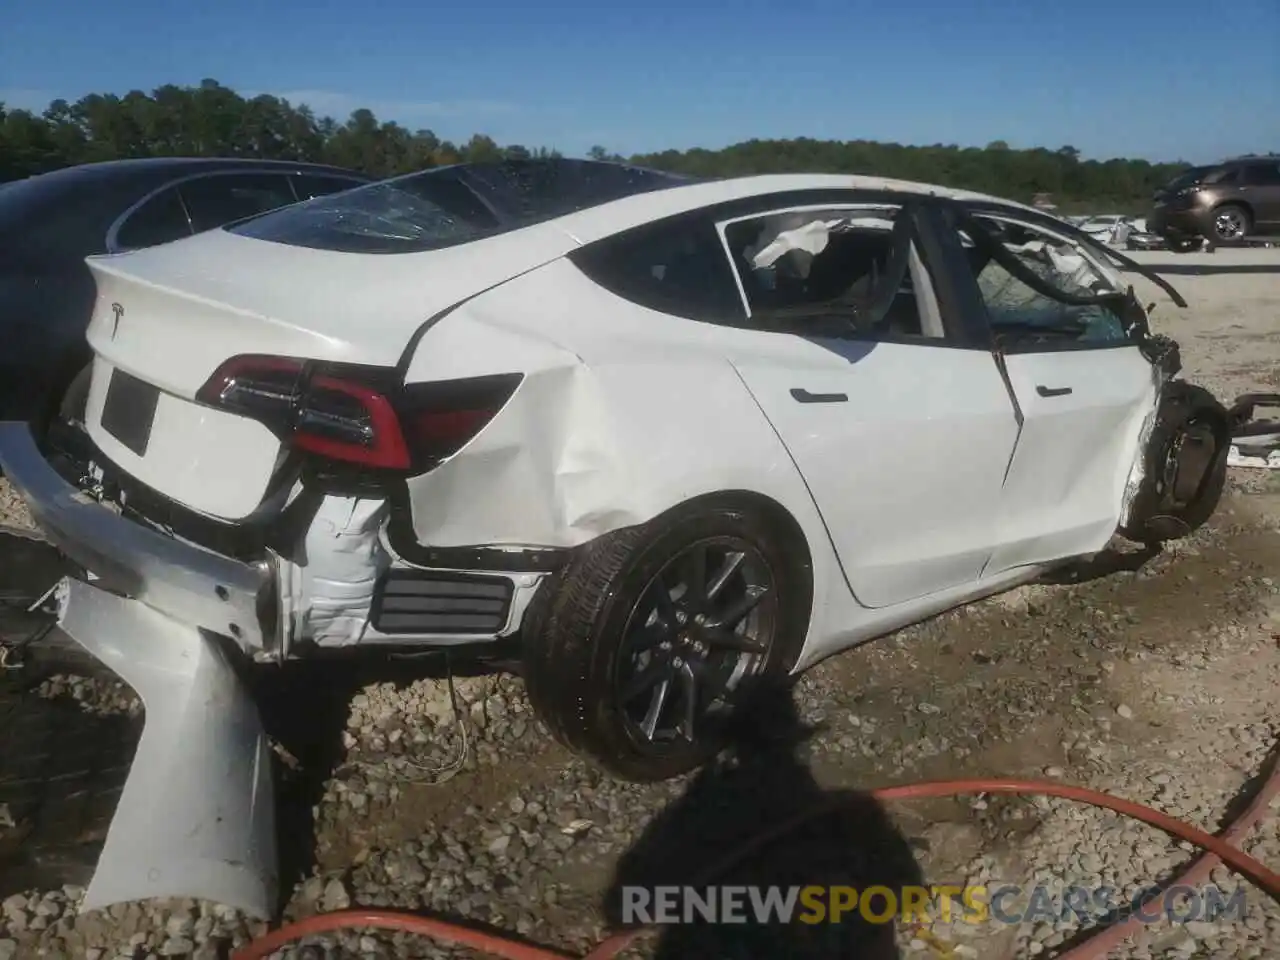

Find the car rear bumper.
[
  {"left": 0, "top": 420, "right": 275, "bottom": 651},
  {"left": 0, "top": 421, "right": 279, "bottom": 917}
]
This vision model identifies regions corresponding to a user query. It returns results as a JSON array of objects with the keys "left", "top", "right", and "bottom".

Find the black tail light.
[{"left": 197, "top": 355, "right": 522, "bottom": 472}]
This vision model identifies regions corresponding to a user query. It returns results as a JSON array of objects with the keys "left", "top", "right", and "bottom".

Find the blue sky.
[{"left": 2, "top": 0, "right": 1277, "bottom": 163}]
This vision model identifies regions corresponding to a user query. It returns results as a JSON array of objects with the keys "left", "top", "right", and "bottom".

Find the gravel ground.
[
  {"left": 5, "top": 493, "right": 1280, "bottom": 960},
  {"left": 0, "top": 482, "right": 35, "bottom": 538},
  {"left": 1, "top": 251, "right": 1279, "bottom": 959}
]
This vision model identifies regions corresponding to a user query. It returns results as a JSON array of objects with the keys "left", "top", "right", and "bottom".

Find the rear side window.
[
  {"left": 292, "top": 174, "right": 367, "bottom": 201},
  {"left": 720, "top": 205, "right": 944, "bottom": 341},
  {"left": 114, "top": 187, "right": 192, "bottom": 250},
  {"left": 1242, "top": 163, "right": 1280, "bottom": 186},
  {"left": 180, "top": 174, "right": 299, "bottom": 233},
  {"left": 570, "top": 215, "right": 745, "bottom": 325}
]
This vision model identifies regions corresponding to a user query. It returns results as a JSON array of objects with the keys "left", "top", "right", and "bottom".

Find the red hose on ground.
[{"left": 232, "top": 770, "right": 1280, "bottom": 960}]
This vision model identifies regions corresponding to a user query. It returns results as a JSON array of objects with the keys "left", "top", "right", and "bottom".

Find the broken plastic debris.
[
  {"left": 56, "top": 578, "right": 277, "bottom": 918},
  {"left": 1228, "top": 440, "right": 1280, "bottom": 469}
]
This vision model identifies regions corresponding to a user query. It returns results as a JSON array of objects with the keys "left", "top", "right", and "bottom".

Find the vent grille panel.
[{"left": 371, "top": 570, "right": 514, "bottom": 635}]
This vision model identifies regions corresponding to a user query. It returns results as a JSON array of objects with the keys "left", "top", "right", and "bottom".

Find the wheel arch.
[
  {"left": 1120, "top": 381, "right": 1232, "bottom": 544},
  {"left": 1210, "top": 198, "right": 1254, "bottom": 227},
  {"left": 519, "top": 484, "right": 820, "bottom": 779}
]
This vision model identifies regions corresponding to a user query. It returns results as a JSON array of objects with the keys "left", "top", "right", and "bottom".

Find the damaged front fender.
[
  {"left": 1119, "top": 379, "right": 1233, "bottom": 544},
  {"left": 56, "top": 577, "right": 277, "bottom": 919}
]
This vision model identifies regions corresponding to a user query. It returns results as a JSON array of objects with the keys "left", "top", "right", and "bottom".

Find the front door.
[
  {"left": 946, "top": 209, "right": 1158, "bottom": 576},
  {"left": 716, "top": 200, "right": 1021, "bottom": 609}
]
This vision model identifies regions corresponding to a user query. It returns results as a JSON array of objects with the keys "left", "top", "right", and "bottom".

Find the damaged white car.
[{"left": 0, "top": 158, "right": 1241, "bottom": 917}]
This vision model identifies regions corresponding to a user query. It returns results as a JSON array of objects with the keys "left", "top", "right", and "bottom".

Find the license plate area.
[{"left": 101, "top": 369, "right": 160, "bottom": 457}]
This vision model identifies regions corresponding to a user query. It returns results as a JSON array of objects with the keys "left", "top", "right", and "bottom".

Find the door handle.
[
  {"left": 1036, "top": 384, "right": 1073, "bottom": 398},
  {"left": 790, "top": 388, "right": 848, "bottom": 404}
]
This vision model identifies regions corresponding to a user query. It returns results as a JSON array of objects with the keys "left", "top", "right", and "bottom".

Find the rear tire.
[{"left": 522, "top": 500, "right": 811, "bottom": 781}]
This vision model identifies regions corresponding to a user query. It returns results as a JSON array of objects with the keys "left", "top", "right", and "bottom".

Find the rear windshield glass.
[{"left": 229, "top": 159, "right": 697, "bottom": 254}]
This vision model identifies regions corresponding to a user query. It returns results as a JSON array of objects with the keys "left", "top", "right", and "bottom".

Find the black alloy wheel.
[
  {"left": 614, "top": 537, "right": 777, "bottom": 749},
  {"left": 522, "top": 500, "right": 811, "bottom": 782}
]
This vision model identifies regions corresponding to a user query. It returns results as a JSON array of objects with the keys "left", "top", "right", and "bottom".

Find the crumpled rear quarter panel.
[{"left": 399, "top": 260, "right": 828, "bottom": 552}]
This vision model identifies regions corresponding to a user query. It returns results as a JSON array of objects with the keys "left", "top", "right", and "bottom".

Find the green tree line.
[{"left": 0, "top": 78, "right": 1201, "bottom": 209}]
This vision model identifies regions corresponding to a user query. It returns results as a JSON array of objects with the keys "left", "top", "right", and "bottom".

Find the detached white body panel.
[
  {"left": 57, "top": 578, "right": 277, "bottom": 918},
  {"left": 0, "top": 163, "right": 1218, "bottom": 917}
]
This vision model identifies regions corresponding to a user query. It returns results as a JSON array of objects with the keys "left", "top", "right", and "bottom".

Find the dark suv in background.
[
  {"left": 1150, "top": 156, "right": 1280, "bottom": 251},
  {"left": 0, "top": 158, "right": 374, "bottom": 434}
]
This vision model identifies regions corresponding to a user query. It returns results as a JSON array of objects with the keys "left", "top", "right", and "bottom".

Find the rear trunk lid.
[
  {"left": 80, "top": 224, "right": 577, "bottom": 521},
  {"left": 84, "top": 224, "right": 578, "bottom": 396}
]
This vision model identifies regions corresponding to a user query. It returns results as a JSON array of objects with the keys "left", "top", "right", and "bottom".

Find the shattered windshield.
[
  {"left": 229, "top": 158, "right": 697, "bottom": 254},
  {"left": 967, "top": 217, "right": 1130, "bottom": 344}
]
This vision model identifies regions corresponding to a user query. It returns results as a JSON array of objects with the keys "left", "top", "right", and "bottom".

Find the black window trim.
[{"left": 105, "top": 168, "right": 369, "bottom": 253}]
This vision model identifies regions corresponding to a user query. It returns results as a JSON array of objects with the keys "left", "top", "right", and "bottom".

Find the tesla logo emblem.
[{"left": 110, "top": 302, "right": 124, "bottom": 339}]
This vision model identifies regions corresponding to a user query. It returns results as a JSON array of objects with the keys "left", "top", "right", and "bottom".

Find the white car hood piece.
[
  {"left": 55, "top": 577, "right": 277, "bottom": 919},
  {"left": 84, "top": 222, "right": 579, "bottom": 396}
]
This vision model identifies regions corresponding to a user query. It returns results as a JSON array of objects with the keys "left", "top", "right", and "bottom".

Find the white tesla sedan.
[{"left": 0, "top": 159, "right": 1239, "bottom": 915}]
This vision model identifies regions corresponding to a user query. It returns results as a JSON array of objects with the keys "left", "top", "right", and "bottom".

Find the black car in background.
[{"left": 0, "top": 157, "right": 374, "bottom": 433}]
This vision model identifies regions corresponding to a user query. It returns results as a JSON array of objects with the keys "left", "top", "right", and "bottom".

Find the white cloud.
[{"left": 268, "top": 89, "right": 518, "bottom": 125}]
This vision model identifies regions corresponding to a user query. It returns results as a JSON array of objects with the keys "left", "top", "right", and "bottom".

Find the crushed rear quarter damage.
[{"left": 395, "top": 266, "right": 834, "bottom": 558}]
